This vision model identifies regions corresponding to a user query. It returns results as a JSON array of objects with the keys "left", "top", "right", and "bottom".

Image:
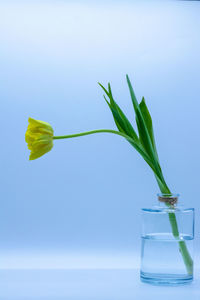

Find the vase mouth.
[{"left": 157, "top": 193, "right": 179, "bottom": 205}]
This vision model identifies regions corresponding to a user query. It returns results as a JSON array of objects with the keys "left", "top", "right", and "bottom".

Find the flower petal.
[
  {"left": 29, "top": 143, "right": 53, "bottom": 160},
  {"left": 28, "top": 118, "right": 54, "bottom": 134},
  {"left": 25, "top": 118, "right": 54, "bottom": 160}
]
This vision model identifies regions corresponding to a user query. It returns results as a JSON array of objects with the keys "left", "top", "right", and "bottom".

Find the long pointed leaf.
[
  {"left": 126, "top": 75, "right": 156, "bottom": 159},
  {"left": 103, "top": 95, "right": 124, "bottom": 132},
  {"left": 139, "top": 97, "right": 159, "bottom": 161},
  {"left": 99, "top": 79, "right": 168, "bottom": 186},
  {"left": 99, "top": 82, "right": 139, "bottom": 143},
  {"left": 126, "top": 75, "right": 165, "bottom": 183},
  {"left": 98, "top": 83, "right": 110, "bottom": 98},
  {"left": 110, "top": 100, "right": 139, "bottom": 142}
]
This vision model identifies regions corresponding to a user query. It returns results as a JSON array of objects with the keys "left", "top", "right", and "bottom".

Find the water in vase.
[{"left": 140, "top": 233, "right": 193, "bottom": 285}]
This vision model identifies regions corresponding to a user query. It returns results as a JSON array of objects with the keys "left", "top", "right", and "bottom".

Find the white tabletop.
[{"left": 0, "top": 269, "right": 200, "bottom": 300}]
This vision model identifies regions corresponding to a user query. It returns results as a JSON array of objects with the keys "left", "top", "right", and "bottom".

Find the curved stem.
[
  {"left": 53, "top": 129, "right": 127, "bottom": 140},
  {"left": 53, "top": 129, "right": 162, "bottom": 180}
]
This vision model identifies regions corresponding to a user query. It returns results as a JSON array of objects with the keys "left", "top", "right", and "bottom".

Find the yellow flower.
[{"left": 25, "top": 117, "right": 54, "bottom": 160}]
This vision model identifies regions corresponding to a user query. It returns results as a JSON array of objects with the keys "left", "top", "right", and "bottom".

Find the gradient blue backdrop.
[{"left": 0, "top": 0, "right": 200, "bottom": 270}]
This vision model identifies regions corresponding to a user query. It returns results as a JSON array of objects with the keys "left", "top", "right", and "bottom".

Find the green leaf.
[
  {"left": 125, "top": 136, "right": 165, "bottom": 184},
  {"left": 99, "top": 78, "right": 169, "bottom": 190},
  {"left": 139, "top": 97, "right": 159, "bottom": 161},
  {"left": 121, "top": 134, "right": 159, "bottom": 177},
  {"left": 98, "top": 83, "right": 110, "bottom": 98},
  {"left": 125, "top": 74, "right": 167, "bottom": 186},
  {"left": 110, "top": 99, "right": 139, "bottom": 142},
  {"left": 126, "top": 75, "right": 155, "bottom": 158},
  {"left": 103, "top": 95, "right": 124, "bottom": 133},
  {"left": 99, "top": 82, "right": 139, "bottom": 143}
]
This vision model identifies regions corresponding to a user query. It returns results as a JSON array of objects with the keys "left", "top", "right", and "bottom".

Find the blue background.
[{"left": 0, "top": 0, "right": 200, "bottom": 278}]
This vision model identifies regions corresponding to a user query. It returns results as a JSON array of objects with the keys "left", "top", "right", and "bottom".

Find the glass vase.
[{"left": 140, "top": 193, "right": 194, "bottom": 285}]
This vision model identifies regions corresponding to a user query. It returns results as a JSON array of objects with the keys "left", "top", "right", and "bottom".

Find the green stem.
[
  {"left": 156, "top": 176, "right": 193, "bottom": 275},
  {"left": 167, "top": 208, "right": 193, "bottom": 275},
  {"left": 53, "top": 129, "right": 126, "bottom": 140}
]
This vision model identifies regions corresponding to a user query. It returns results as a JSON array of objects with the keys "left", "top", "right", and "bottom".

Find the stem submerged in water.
[
  {"left": 168, "top": 211, "right": 193, "bottom": 275},
  {"left": 157, "top": 180, "right": 193, "bottom": 275}
]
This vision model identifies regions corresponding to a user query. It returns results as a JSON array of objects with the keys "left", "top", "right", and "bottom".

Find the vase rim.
[
  {"left": 141, "top": 207, "right": 194, "bottom": 213},
  {"left": 157, "top": 193, "right": 180, "bottom": 198}
]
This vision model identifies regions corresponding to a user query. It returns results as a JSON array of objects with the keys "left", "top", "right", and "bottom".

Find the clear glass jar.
[{"left": 140, "top": 194, "right": 194, "bottom": 285}]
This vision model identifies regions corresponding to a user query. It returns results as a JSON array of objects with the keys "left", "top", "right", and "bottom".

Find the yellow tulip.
[{"left": 25, "top": 117, "right": 54, "bottom": 160}]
